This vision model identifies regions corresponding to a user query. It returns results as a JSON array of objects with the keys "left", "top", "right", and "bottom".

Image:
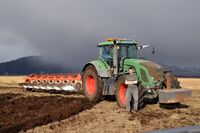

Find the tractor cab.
[{"left": 98, "top": 38, "right": 141, "bottom": 73}]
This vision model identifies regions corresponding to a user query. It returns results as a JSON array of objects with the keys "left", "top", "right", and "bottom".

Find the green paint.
[
  {"left": 83, "top": 39, "right": 164, "bottom": 89},
  {"left": 83, "top": 59, "right": 111, "bottom": 77},
  {"left": 123, "top": 59, "right": 158, "bottom": 87}
]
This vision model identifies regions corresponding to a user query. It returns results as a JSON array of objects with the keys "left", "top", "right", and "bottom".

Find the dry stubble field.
[{"left": 0, "top": 76, "right": 199, "bottom": 133}]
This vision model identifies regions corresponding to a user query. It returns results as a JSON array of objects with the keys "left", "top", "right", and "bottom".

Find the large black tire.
[
  {"left": 115, "top": 77, "right": 127, "bottom": 108},
  {"left": 82, "top": 65, "right": 102, "bottom": 102}
]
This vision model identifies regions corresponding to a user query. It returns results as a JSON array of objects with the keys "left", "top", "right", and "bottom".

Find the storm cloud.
[{"left": 0, "top": 0, "right": 200, "bottom": 71}]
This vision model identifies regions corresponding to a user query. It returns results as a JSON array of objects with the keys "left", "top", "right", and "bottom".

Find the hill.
[
  {"left": 0, "top": 56, "right": 199, "bottom": 77},
  {"left": 163, "top": 65, "right": 200, "bottom": 77},
  {"left": 0, "top": 56, "right": 69, "bottom": 75}
]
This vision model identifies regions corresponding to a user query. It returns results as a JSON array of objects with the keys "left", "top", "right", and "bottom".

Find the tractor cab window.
[
  {"left": 118, "top": 45, "right": 138, "bottom": 59},
  {"left": 101, "top": 46, "right": 113, "bottom": 66}
]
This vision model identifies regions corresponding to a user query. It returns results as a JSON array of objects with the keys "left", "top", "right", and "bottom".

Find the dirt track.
[{"left": 0, "top": 78, "right": 200, "bottom": 132}]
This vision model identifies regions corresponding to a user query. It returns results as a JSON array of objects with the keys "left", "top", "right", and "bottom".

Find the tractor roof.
[{"left": 98, "top": 38, "right": 137, "bottom": 47}]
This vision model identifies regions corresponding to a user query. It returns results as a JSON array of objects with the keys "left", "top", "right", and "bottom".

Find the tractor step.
[{"left": 159, "top": 89, "right": 192, "bottom": 104}]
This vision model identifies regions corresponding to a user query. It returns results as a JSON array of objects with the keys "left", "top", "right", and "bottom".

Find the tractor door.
[{"left": 100, "top": 46, "right": 114, "bottom": 68}]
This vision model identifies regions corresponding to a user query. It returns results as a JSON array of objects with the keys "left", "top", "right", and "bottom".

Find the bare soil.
[
  {"left": 0, "top": 77, "right": 199, "bottom": 133},
  {"left": 27, "top": 90, "right": 200, "bottom": 133},
  {"left": 0, "top": 87, "right": 93, "bottom": 133}
]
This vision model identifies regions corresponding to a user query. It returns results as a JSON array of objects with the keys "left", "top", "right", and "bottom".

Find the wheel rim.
[
  {"left": 119, "top": 83, "right": 127, "bottom": 105},
  {"left": 85, "top": 75, "right": 96, "bottom": 95}
]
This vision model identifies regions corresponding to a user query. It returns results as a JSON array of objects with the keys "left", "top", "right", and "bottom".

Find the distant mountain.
[
  {"left": 163, "top": 65, "right": 200, "bottom": 77},
  {"left": 0, "top": 56, "right": 70, "bottom": 75},
  {"left": 0, "top": 56, "right": 199, "bottom": 77}
]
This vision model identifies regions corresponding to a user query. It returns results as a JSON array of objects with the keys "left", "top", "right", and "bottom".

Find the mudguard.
[{"left": 82, "top": 60, "right": 111, "bottom": 78}]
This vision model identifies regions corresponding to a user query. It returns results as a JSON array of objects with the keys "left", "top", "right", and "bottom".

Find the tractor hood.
[{"left": 123, "top": 59, "right": 165, "bottom": 82}]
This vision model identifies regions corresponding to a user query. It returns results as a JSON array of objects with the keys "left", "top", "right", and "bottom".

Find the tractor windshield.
[
  {"left": 100, "top": 44, "right": 138, "bottom": 67},
  {"left": 101, "top": 46, "right": 113, "bottom": 65},
  {"left": 118, "top": 45, "right": 138, "bottom": 59}
]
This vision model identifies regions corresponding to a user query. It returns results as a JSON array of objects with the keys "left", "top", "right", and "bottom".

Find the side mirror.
[
  {"left": 152, "top": 47, "right": 155, "bottom": 54},
  {"left": 137, "top": 44, "right": 155, "bottom": 54},
  {"left": 137, "top": 45, "right": 150, "bottom": 50}
]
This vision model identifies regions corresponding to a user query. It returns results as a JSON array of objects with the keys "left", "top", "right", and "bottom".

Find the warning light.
[{"left": 106, "top": 38, "right": 126, "bottom": 42}]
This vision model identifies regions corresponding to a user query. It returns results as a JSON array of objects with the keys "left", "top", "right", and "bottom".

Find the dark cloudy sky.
[{"left": 0, "top": 0, "right": 200, "bottom": 70}]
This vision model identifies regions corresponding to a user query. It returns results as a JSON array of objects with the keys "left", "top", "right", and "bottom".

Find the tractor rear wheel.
[
  {"left": 82, "top": 65, "right": 102, "bottom": 102},
  {"left": 164, "top": 72, "right": 181, "bottom": 89},
  {"left": 115, "top": 77, "right": 127, "bottom": 108}
]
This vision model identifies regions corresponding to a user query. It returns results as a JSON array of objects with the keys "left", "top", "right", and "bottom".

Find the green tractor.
[{"left": 82, "top": 38, "right": 191, "bottom": 108}]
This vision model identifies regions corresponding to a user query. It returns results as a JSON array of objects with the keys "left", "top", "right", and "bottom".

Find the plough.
[{"left": 20, "top": 73, "right": 82, "bottom": 92}]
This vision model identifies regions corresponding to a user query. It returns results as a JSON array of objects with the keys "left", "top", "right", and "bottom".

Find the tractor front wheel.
[
  {"left": 115, "top": 78, "right": 127, "bottom": 108},
  {"left": 82, "top": 66, "right": 102, "bottom": 102}
]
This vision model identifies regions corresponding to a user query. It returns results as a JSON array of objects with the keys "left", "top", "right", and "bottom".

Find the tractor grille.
[{"left": 140, "top": 62, "right": 164, "bottom": 81}]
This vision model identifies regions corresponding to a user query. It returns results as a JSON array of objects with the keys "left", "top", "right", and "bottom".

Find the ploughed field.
[
  {"left": 0, "top": 76, "right": 199, "bottom": 133},
  {"left": 0, "top": 87, "right": 93, "bottom": 133}
]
